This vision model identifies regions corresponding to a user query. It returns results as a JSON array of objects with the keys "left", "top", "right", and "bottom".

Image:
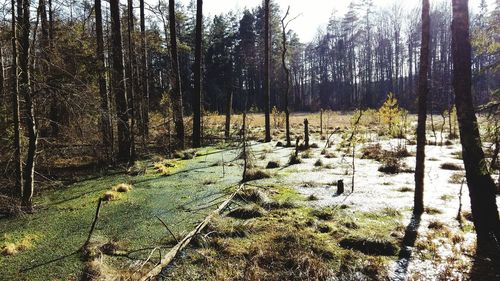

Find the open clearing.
[{"left": 1, "top": 113, "right": 499, "bottom": 280}]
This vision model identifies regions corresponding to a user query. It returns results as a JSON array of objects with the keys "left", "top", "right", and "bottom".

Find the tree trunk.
[
  {"left": 169, "top": 0, "right": 185, "bottom": 149},
  {"left": 281, "top": 8, "right": 291, "bottom": 147},
  {"left": 263, "top": 0, "right": 271, "bottom": 142},
  {"left": 192, "top": 0, "right": 202, "bottom": 148},
  {"left": 95, "top": 0, "right": 113, "bottom": 161},
  {"left": 19, "top": 0, "right": 36, "bottom": 209},
  {"left": 11, "top": 0, "right": 22, "bottom": 199},
  {"left": 139, "top": 0, "right": 149, "bottom": 144},
  {"left": 225, "top": 90, "right": 232, "bottom": 141},
  {"left": 414, "top": 0, "right": 430, "bottom": 215},
  {"left": 110, "top": 0, "right": 131, "bottom": 162},
  {"left": 126, "top": 0, "right": 136, "bottom": 164},
  {"left": 451, "top": 0, "right": 500, "bottom": 249}
]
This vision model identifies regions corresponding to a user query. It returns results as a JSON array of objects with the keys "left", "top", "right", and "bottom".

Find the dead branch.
[{"left": 138, "top": 184, "right": 245, "bottom": 281}]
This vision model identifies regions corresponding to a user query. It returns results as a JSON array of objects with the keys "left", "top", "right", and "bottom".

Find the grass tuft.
[
  {"left": 266, "top": 161, "right": 280, "bottom": 169},
  {"left": 112, "top": 183, "right": 132, "bottom": 193},
  {"left": 102, "top": 191, "right": 119, "bottom": 201},
  {"left": 339, "top": 237, "right": 398, "bottom": 256},
  {"left": 227, "top": 204, "right": 266, "bottom": 219},
  {"left": 314, "top": 158, "right": 324, "bottom": 167},
  {"left": 425, "top": 207, "right": 443, "bottom": 215},
  {"left": 288, "top": 153, "right": 302, "bottom": 165},
  {"left": 440, "top": 162, "right": 463, "bottom": 170},
  {"left": 243, "top": 169, "right": 270, "bottom": 182}
]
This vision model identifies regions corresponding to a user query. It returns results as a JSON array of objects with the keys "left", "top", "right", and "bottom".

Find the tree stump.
[
  {"left": 337, "top": 180, "right": 344, "bottom": 195},
  {"left": 295, "top": 137, "right": 300, "bottom": 157},
  {"left": 304, "top": 118, "right": 309, "bottom": 148},
  {"left": 320, "top": 109, "right": 323, "bottom": 136}
]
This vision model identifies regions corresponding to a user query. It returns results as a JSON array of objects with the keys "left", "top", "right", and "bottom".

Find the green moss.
[{"left": 0, "top": 153, "right": 241, "bottom": 280}]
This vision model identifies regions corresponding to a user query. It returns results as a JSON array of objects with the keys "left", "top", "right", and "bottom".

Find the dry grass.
[
  {"left": 314, "top": 159, "right": 324, "bottom": 167},
  {"left": 243, "top": 169, "right": 271, "bottom": 182},
  {"left": 288, "top": 153, "right": 302, "bottom": 165},
  {"left": 361, "top": 144, "right": 384, "bottom": 161},
  {"left": 102, "top": 191, "right": 119, "bottom": 201},
  {"left": 1, "top": 243, "right": 18, "bottom": 256},
  {"left": 441, "top": 162, "right": 463, "bottom": 170},
  {"left": 428, "top": 220, "right": 446, "bottom": 230},
  {"left": 227, "top": 204, "right": 266, "bottom": 219},
  {"left": 449, "top": 172, "right": 465, "bottom": 184},
  {"left": 339, "top": 237, "right": 398, "bottom": 256},
  {"left": 425, "top": 207, "right": 443, "bottom": 215},
  {"left": 1, "top": 234, "right": 39, "bottom": 256},
  {"left": 112, "top": 183, "right": 132, "bottom": 193},
  {"left": 266, "top": 161, "right": 280, "bottom": 169}
]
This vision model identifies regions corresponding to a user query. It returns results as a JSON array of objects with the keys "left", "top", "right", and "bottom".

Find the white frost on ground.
[{"left": 249, "top": 134, "right": 499, "bottom": 280}]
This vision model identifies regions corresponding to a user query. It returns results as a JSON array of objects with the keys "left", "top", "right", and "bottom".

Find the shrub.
[
  {"left": 362, "top": 144, "right": 384, "bottom": 161},
  {"left": 314, "top": 159, "right": 324, "bottom": 167}
]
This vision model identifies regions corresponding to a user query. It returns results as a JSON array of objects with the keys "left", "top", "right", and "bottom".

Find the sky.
[{"left": 148, "top": 0, "right": 497, "bottom": 42}]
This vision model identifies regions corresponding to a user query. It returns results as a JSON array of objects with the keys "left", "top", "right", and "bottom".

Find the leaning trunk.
[{"left": 451, "top": 0, "right": 500, "bottom": 248}]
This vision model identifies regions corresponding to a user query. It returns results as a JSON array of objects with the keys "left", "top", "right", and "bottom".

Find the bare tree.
[
  {"left": 126, "top": 0, "right": 137, "bottom": 163},
  {"left": 139, "top": 0, "right": 149, "bottom": 144},
  {"left": 414, "top": 0, "right": 430, "bottom": 215},
  {"left": 19, "top": 0, "right": 36, "bottom": 208},
  {"left": 451, "top": 0, "right": 500, "bottom": 249},
  {"left": 95, "top": 0, "right": 113, "bottom": 161},
  {"left": 192, "top": 0, "right": 203, "bottom": 148},
  {"left": 281, "top": 6, "right": 299, "bottom": 147},
  {"left": 11, "top": 0, "right": 22, "bottom": 199},
  {"left": 110, "top": 0, "right": 131, "bottom": 162},
  {"left": 169, "top": 0, "right": 185, "bottom": 149},
  {"left": 263, "top": 0, "right": 271, "bottom": 142}
]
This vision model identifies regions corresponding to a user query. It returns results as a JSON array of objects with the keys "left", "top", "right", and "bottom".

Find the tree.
[
  {"left": 192, "top": 0, "right": 203, "bottom": 148},
  {"left": 110, "top": 0, "right": 131, "bottom": 162},
  {"left": 126, "top": 0, "right": 137, "bottom": 163},
  {"left": 139, "top": 0, "right": 149, "bottom": 144},
  {"left": 414, "top": 0, "right": 430, "bottom": 215},
  {"left": 263, "top": 0, "right": 271, "bottom": 142},
  {"left": 281, "top": 6, "right": 296, "bottom": 147},
  {"left": 18, "top": 0, "right": 36, "bottom": 208},
  {"left": 11, "top": 0, "right": 22, "bottom": 199},
  {"left": 451, "top": 0, "right": 500, "bottom": 249},
  {"left": 95, "top": 0, "right": 113, "bottom": 161},
  {"left": 169, "top": 0, "right": 185, "bottom": 149}
]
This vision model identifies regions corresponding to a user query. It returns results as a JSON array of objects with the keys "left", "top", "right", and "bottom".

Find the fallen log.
[{"left": 138, "top": 184, "right": 244, "bottom": 281}]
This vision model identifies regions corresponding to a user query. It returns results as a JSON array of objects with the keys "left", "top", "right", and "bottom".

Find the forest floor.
[{"left": 1, "top": 113, "right": 499, "bottom": 280}]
